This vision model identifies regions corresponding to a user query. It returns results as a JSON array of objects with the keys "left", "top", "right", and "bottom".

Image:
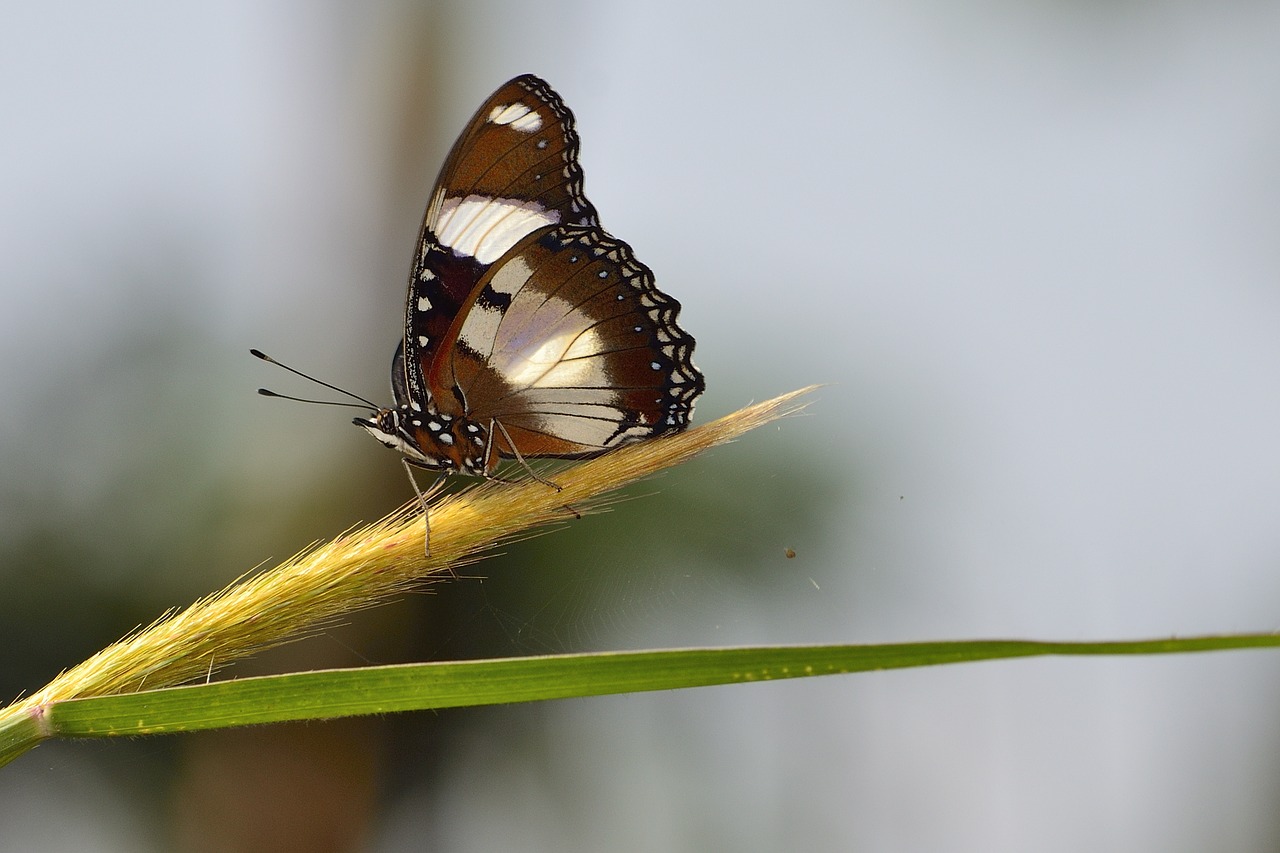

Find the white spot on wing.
[
  {"left": 435, "top": 195, "right": 557, "bottom": 264},
  {"left": 417, "top": 296, "right": 431, "bottom": 312},
  {"left": 488, "top": 102, "right": 543, "bottom": 132},
  {"left": 511, "top": 112, "right": 542, "bottom": 132}
]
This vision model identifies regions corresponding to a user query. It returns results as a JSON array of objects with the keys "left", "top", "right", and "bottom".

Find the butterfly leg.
[
  {"left": 489, "top": 418, "right": 561, "bottom": 491},
  {"left": 402, "top": 458, "right": 448, "bottom": 557},
  {"left": 486, "top": 418, "right": 582, "bottom": 519}
]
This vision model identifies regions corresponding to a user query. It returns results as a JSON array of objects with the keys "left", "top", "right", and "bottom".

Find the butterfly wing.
[
  {"left": 431, "top": 224, "right": 704, "bottom": 457},
  {"left": 398, "top": 75, "right": 600, "bottom": 414}
]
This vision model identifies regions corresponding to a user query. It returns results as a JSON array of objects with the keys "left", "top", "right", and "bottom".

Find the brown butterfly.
[{"left": 259, "top": 75, "right": 704, "bottom": 550}]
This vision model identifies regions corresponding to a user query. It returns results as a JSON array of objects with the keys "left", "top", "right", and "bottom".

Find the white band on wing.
[{"left": 434, "top": 195, "right": 559, "bottom": 264}]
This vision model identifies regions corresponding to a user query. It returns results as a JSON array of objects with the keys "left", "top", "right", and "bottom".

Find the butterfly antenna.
[
  {"left": 255, "top": 388, "right": 371, "bottom": 409},
  {"left": 250, "top": 348, "right": 380, "bottom": 409}
]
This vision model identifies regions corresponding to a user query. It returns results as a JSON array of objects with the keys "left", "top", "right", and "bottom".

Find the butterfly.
[{"left": 332, "top": 74, "right": 703, "bottom": 543}]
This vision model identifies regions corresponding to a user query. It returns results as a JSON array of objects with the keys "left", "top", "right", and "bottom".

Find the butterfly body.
[
  {"left": 355, "top": 403, "right": 492, "bottom": 475},
  {"left": 354, "top": 74, "right": 703, "bottom": 482}
]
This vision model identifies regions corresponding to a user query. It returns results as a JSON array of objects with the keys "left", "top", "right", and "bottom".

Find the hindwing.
[{"left": 432, "top": 225, "right": 703, "bottom": 456}]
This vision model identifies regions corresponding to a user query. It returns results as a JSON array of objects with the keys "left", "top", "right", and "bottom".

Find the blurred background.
[{"left": 3, "top": 1, "right": 1280, "bottom": 850}]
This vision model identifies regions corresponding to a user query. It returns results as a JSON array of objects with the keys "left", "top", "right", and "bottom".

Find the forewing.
[{"left": 401, "top": 75, "right": 600, "bottom": 415}]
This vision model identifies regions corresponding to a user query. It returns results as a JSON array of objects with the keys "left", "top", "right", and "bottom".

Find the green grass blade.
[{"left": 34, "top": 634, "right": 1280, "bottom": 740}]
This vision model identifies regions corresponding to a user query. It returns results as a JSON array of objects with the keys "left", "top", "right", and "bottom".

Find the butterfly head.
[{"left": 353, "top": 406, "right": 493, "bottom": 475}]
